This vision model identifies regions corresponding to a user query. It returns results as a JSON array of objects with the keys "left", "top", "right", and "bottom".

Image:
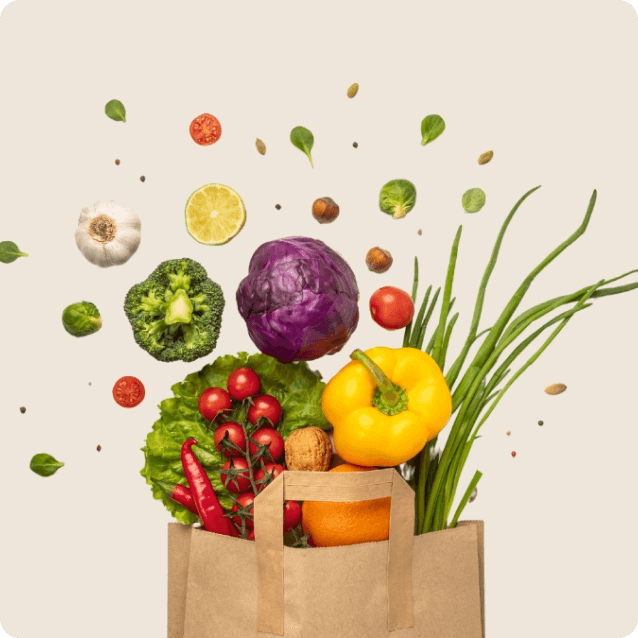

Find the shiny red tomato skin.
[
  {"left": 112, "top": 376, "right": 145, "bottom": 408},
  {"left": 232, "top": 491, "right": 255, "bottom": 530},
  {"left": 369, "top": 286, "right": 415, "bottom": 330},
  {"left": 227, "top": 367, "right": 261, "bottom": 401},
  {"left": 189, "top": 113, "right": 222, "bottom": 146},
  {"left": 254, "top": 463, "right": 285, "bottom": 491},
  {"left": 247, "top": 394, "right": 283, "bottom": 427},
  {"left": 249, "top": 428, "right": 284, "bottom": 462},
  {"left": 284, "top": 500, "right": 302, "bottom": 532},
  {"left": 214, "top": 422, "right": 247, "bottom": 458},
  {"left": 221, "top": 458, "right": 252, "bottom": 493},
  {"left": 198, "top": 387, "right": 232, "bottom": 422}
]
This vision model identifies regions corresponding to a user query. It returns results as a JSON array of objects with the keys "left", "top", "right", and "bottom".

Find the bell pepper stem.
[{"left": 350, "top": 349, "right": 400, "bottom": 406}]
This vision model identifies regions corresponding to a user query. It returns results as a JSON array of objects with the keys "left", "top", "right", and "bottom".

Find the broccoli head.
[{"left": 124, "top": 258, "right": 224, "bottom": 362}]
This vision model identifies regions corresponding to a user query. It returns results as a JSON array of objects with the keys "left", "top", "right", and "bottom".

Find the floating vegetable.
[
  {"left": 420, "top": 114, "right": 445, "bottom": 146},
  {"left": 370, "top": 286, "right": 414, "bottom": 330},
  {"left": 462, "top": 188, "right": 486, "bottom": 213},
  {"left": 30, "top": 453, "right": 64, "bottom": 477},
  {"left": 112, "top": 376, "right": 145, "bottom": 408},
  {"left": 478, "top": 150, "right": 494, "bottom": 165},
  {"left": 62, "top": 301, "right": 102, "bottom": 337},
  {"left": 379, "top": 179, "right": 417, "bottom": 220},
  {"left": 75, "top": 200, "right": 141, "bottom": 268},
  {"left": 322, "top": 348, "right": 452, "bottom": 466},
  {"left": 189, "top": 113, "right": 222, "bottom": 146},
  {"left": 312, "top": 197, "right": 340, "bottom": 224},
  {"left": 105, "top": 99, "right": 126, "bottom": 123},
  {"left": 0, "top": 240, "right": 28, "bottom": 264},
  {"left": 347, "top": 83, "right": 359, "bottom": 98},
  {"left": 255, "top": 138, "right": 266, "bottom": 155},
  {"left": 236, "top": 236, "right": 359, "bottom": 363},
  {"left": 290, "top": 126, "right": 314, "bottom": 167}
]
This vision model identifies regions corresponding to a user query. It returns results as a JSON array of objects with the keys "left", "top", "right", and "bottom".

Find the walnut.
[{"left": 285, "top": 427, "right": 332, "bottom": 472}]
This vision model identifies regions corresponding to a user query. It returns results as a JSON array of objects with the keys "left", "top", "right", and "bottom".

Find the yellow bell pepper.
[{"left": 322, "top": 347, "right": 452, "bottom": 467}]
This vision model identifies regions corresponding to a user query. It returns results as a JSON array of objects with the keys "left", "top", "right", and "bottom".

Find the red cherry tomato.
[
  {"left": 227, "top": 367, "right": 261, "bottom": 401},
  {"left": 214, "top": 422, "right": 247, "bottom": 458},
  {"left": 369, "top": 286, "right": 415, "bottom": 330},
  {"left": 248, "top": 394, "right": 283, "bottom": 427},
  {"left": 254, "top": 463, "right": 286, "bottom": 491},
  {"left": 232, "top": 491, "right": 255, "bottom": 530},
  {"left": 221, "top": 458, "right": 252, "bottom": 493},
  {"left": 284, "top": 500, "right": 302, "bottom": 532},
  {"left": 189, "top": 113, "right": 222, "bottom": 146},
  {"left": 246, "top": 529, "right": 255, "bottom": 541},
  {"left": 198, "top": 387, "right": 232, "bottom": 422},
  {"left": 112, "top": 376, "right": 145, "bottom": 408},
  {"left": 249, "top": 428, "right": 284, "bottom": 462}
]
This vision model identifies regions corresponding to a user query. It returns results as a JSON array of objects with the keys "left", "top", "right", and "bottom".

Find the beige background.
[{"left": 0, "top": 0, "right": 637, "bottom": 636}]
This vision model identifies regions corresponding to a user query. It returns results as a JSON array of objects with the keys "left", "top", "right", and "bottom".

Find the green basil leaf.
[
  {"left": 0, "top": 241, "right": 28, "bottom": 264},
  {"left": 105, "top": 99, "right": 126, "bottom": 123},
  {"left": 420, "top": 114, "right": 446, "bottom": 146},
  {"left": 30, "top": 454, "right": 64, "bottom": 477},
  {"left": 290, "top": 126, "right": 314, "bottom": 167},
  {"left": 462, "top": 188, "right": 487, "bottom": 214}
]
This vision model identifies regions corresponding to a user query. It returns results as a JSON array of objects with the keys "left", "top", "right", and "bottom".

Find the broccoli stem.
[{"left": 163, "top": 290, "right": 194, "bottom": 325}]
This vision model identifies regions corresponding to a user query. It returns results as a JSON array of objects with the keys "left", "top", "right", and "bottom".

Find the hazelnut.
[
  {"left": 312, "top": 197, "right": 340, "bottom": 224},
  {"left": 285, "top": 427, "right": 332, "bottom": 472},
  {"left": 365, "top": 247, "right": 393, "bottom": 273}
]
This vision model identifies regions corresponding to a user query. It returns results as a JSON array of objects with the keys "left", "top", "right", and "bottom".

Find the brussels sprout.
[
  {"left": 379, "top": 179, "right": 417, "bottom": 220},
  {"left": 462, "top": 188, "right": 486, "bottom": 214},
  {"left": 62, "top": 301, "right": 102, "bottom": 337}
]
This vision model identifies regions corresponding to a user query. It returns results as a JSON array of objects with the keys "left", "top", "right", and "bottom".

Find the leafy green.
[
  {"left": 140, "top": 351, "right": 331, "bottom": 523},
  {"left": 379, "top": 179, "right": 417, "bottom": 219},
  {"left": 62, "top": 301, "right": 102, "bottom": 337},
  {"left": 462, "top": 188, "right": 486, "bottom": 213},
  {"left": 0, "top": 241, "right": 28, "bottom": 264},
  {"left": 105, "top": 99, "right": 126, "bottom": 122},
  {"left": 30, "top": 453, "right": 64, "bottom": 477},
  {"left": 420, "top": 114, "right": 446, "bottom": 146},
  {"left": 290, "top": 126, "right": 314, "bottom": 167}
]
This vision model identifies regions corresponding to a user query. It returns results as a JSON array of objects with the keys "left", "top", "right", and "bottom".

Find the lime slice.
[{"left": 185, "top": 183, "right": 246, "bottom": 245}]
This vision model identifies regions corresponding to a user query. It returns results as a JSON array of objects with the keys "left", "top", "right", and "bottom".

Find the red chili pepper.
[
  {"left": 152, "top": 479, "right": 198, "bottom": 514},
  {"left": 181, "top": 438, "right": 231, "bottom": 535}
]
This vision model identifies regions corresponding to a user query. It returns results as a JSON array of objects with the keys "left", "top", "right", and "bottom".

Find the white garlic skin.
[{"left": 75, "top": 200, "right": 141, "bottom": 268}]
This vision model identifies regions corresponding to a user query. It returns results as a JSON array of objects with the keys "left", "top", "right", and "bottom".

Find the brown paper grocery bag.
[{"left": 168, "top": 469, "right": 484, "bottom": 638}]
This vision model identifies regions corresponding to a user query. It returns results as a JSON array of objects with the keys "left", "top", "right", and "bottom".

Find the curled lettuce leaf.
[{"left": 141, "top": 351, "right": 331, "bottom": 523}]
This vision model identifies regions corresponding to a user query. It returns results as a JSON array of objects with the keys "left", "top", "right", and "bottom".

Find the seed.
[
  {"left": 97, "top": 445, "right": 102, "bottom": 452},
  {"left": 140, "top": 176, "right": 146, "bottom": 182},
  {"left": 19, "top": 406, "right": 26, "bottom": 414},
  {"left": 418, "top": 229, "right": 423, "bottom": 236},
  {"left": 352, "top": 142, "right": 358, "bottom": 148},
  {"left": 115, "top": 159, "right": 120, "bottom": 165},
  {"left": 506, "top": 430, "right": 511, "bottom": 436},
  {"left": 255, "top": 138, "right": 266, "bottom": 155},
  {"left": 88, "top": 382, "right": 92, "bottom": 386},
  {"left": 538, "top": 420, "right": 544, "bottom": 426},
  {"left": 545, "top": 383, "right": 567, "bottom": 395},
  {"left": 469, "top": 488, "right": 478, "bottom": 503},
  {"left": 275, "top": 204, "right": 281, "bottom": 210},
  {"left": 478, "top": 150, "right": 494, "bottom": 165},
  {"left": 511, "top": 451, "right": 517, "bottom": 457},
  {"left": 347, "top": 83, "right": 359, "bottom": 98}
]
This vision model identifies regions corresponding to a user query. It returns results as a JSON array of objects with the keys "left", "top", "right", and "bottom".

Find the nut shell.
[{"left": 285, "top": 427, "right": 332, "bottom": 472}]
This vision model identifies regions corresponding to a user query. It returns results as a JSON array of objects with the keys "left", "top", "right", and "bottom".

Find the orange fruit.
[{"left": 301, "top": 464, "right": 391, "bottom": 547}]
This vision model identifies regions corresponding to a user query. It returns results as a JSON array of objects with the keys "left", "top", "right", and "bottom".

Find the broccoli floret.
[{"left": 124, "top": 258, "right": 224, "bottom": 362}]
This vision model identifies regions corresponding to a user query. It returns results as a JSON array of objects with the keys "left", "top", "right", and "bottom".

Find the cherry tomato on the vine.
[
  {"left": 249, "top": 428, "right": 284, "bottom": 462},
  {"left": 254, "top": 463, "right": 286, "bottom": 490},
  {"left": 221, "top": 458, "right": 252, "bottom": 494},
  {"left": 214, "top": 422, "right": 247, "bottom": 458},
  {"left": 284, "top": 500, "right": 302, "bottom": 532},
  {"left": 232, "top": 491, "right": 255, "bottom": 530},
  {"left": 369, "top": 286, "right": 415, "bottom": 330},
  {"left": 189, "top": 113, "right": 222, "bottom": 146},
  {"left": 248, "top": 394, "right": 282, "bottom": 427},
  {"left": 112, "top": 376, "right": 145, "bottom": 408},
  {"left": 227, "top": 367, "right": 261, "bottom": 401},
  {"left": 198, "top": 387, "right": 232, "bottom": 422}
]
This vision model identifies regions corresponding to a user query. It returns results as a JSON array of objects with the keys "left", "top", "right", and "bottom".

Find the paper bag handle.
[{"left": 254, "top": 468, "right": 415, "bottom": 635}]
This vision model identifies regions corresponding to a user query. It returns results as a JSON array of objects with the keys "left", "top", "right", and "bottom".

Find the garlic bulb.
[{"left": 75, "top": 200, "right": 141, "bottom": 267}]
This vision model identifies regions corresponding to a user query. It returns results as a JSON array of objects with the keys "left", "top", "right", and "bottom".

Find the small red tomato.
[
  {"left": 249, "top": 428, "right": 285, "bottom": 462},
  {"left": 214, "top": 422, "right": 247, "bottom": 458},
  {"left": 369, "top": 286, "right": 415, "bottom": 330},
  {"left": 198, "top": 387, "right": 232, "bottom": 422},
  {"left": 232, "top": 491, "right": 256, "bottom": 530},
  {"left": 246, "top": 529, "right": 256, "bottom": 541},
  {"left": 248, "top": 394, "right": 283, "bottom": 427},
  {"left": 227, "top": 367, "right": 261, "bottom": 401},
  {"left": 254, "top": 463, "right": 286, "bottom": 491},
  {"left": 221, "top": 458, "right": 252, "bottom": 493},
  {"left": 112, "top": 376, "right": 145, "bottom": 408},
  {"left": 284, "top": 500, "right": 302, "bottom": 532},
  {"left": 189, "top": 113, "right": 222, "bottom": 146}
]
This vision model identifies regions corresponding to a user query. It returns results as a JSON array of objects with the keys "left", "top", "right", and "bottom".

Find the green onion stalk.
[{"left": 401, "top": 186, "right": 638, "bottom": 534}]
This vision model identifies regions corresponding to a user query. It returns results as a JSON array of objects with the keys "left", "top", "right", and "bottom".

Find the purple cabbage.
[{"left": 236, "top": 237, "right": 359, "bottom": 363}]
